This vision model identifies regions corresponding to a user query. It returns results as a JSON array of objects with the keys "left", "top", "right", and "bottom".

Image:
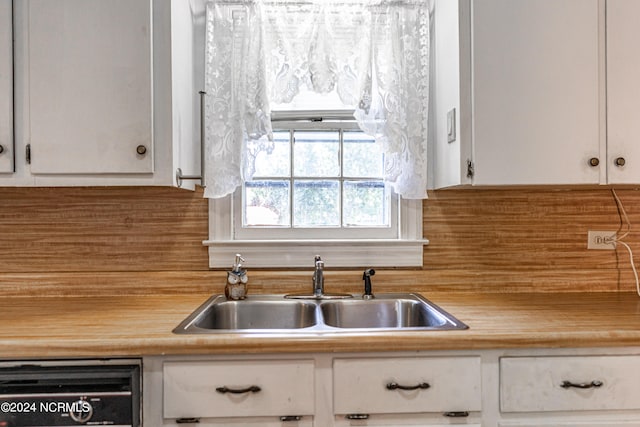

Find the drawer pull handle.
[
  {"left": 280, "top": 415, "right": 302, "bottom": 422},
  {"left": 215, "top": 385, "right": 261, "bottom": 394},
  {"left": 560, "top": 380, "right": 603, "bottom": 389},
  {"left": 176, "top": 417, "right": 200, "bottom": 424},
  {"left": 444, "top": 411, "right": 470, "bottom": 418},
  {"left": 386, "top": 382, "right": 430, "bottom": 391},
  {"left": 346, "top": 414, "right": 370, "bottom": 420}
]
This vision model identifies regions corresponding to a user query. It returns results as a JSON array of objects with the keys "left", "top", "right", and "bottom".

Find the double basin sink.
[{"left": 173, "top": 293, "right": 468, "bottom": 334}]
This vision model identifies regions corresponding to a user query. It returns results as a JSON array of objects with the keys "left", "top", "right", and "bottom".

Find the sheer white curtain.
[{"left": 203, "top": 0, "right": 430, "bottom": 199}]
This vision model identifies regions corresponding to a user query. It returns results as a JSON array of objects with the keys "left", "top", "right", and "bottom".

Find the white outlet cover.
[{"left": 587, "top": 230, "right": 617, "bottom": 250}]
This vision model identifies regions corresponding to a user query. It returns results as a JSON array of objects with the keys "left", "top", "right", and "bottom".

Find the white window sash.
[{"left": 204, "top": 196, "right": 427, "bottom": 268}]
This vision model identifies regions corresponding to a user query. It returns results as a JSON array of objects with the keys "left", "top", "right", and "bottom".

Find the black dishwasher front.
[{"left": 0, "top": 359, "right": 141, "bottom": 427}]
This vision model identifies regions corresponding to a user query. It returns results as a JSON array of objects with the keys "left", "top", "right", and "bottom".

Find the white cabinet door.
[
  {"left": 501, "top": 356, "right": 640, "bottom": 413},
  {"left": 26, "top": 0, "right": 153, "bottom": 174},
  {"left": 333, "top": 357, "right": 481, "bottom": 415},
  {"left": 163, "top": 360, "right": 315, "bottom": 420},
  {"left": 606, "top": 0, "right": 640, "bottom": 184},
  {"left": 470, "top": 0, "right": 601, "bottom": 185},
  {"left": 0, "top": 0, "right": 13, "bottom": 173}
]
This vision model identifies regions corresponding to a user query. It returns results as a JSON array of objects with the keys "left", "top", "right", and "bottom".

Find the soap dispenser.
[{"left": 225, "top": 254, "right": 248, "bottom": 300}]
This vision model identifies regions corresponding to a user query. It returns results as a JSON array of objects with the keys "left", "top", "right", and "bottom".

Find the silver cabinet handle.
[
  {"left": 346, "top": 414, "right": 369, "bottom": 420},
  {"left": 176, "top": 417, "right": 200, "bottom": 424},
  {"left": 444, "top": 411, "right": 470, "bottom": 417},
  {"left": 215, "top": 385, "right": 261, "bottom": 394},
  {"left": 560, "top": 380, "right": 603, "bottom": 389},
  {"left": 280, "top": 416, "right": 302, "bottom": 422},
  {"left": 136, "top": 145, "right": 147, "bottom": 155},
  {"left": 386, "top": 382, "right": 430, "bottom": 391}
]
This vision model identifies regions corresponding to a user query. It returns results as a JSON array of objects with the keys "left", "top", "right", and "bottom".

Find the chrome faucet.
[
  {"left": 313, "top": 255, "right": 324, "bottom": 297},
  {"left": 284, "top": 255, "right": 351, "bottom": 300}
]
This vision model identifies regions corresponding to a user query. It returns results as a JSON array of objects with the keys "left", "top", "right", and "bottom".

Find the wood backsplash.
[
  {"left": 1, "top": 185, "right": 638, "bottom": 293},
  {"left": 0, "top": 186, "right": 209, "bottom": 272}
]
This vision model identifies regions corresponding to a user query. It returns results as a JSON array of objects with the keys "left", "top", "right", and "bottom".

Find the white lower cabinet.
[
  {"left": 145, "top": 349, "right": 640, "bottom": 427},
  {"left": 163, "top": 359, "right": 315, "bottom": 426},
  {"left": 501, "top": 356, "right": 640, "bottom": 413},
  {"left": 333, "top": 356, "right": 481, "bottom": 425},
  {"left": 150, "top": 354, "right": 482, "bottom": 427},
  {"left": 499, "top": 355, "right": 640, "bottom": 427}
]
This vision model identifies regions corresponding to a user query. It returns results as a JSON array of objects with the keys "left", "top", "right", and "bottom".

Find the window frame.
[
  {"left": 206, "top": 195, "right": 426, "bottom": 268},
  {"left": 204, "top": 111, "right": 428, "bottom": 268}
]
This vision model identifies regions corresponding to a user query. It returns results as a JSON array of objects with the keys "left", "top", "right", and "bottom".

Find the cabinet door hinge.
[
  {"left": 466, "top": 159, "right": 474, "bottom": 178},
  {"left": 26, "top": 144, "right": 31, "bottom": 164}
]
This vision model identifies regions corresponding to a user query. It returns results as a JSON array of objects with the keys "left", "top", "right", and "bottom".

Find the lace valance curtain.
[{"left": 203, "top": 0, "right": 430, "bottom": 199}]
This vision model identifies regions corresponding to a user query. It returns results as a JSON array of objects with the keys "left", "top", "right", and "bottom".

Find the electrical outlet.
[{"left": 587, "top": 230, "right": 617, "bottom": 250}]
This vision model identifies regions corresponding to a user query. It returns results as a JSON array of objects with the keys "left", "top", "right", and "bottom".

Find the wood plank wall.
[
  {"left": 423, "top": 188, "right": 639, "bottom": 293},
  {"left": 0, "top": 186, "right": 638, "bottom": 294},
  {"left": 0, "top": 187, "right": 209, "bottom": 272}
]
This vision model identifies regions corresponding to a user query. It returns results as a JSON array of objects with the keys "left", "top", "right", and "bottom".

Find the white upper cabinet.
[
  {"left": 470, "top": 0, "right": 601, "bottom": 186},
  {"left": 26, "top": 0, "right": 153, "bottom": 175},
  {"left": 606, "top": 0, "right": 640, "bottom": 184},
  {"left": 433, "top": 0, "right": 602, "bottom": 188},
  {"left": 0, "top": 0, "right": 13, "bottom": 174},
  {"left": 7, "top": 0, "right": 202, "bottom": 188}
]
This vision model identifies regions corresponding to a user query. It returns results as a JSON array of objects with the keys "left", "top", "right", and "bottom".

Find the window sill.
[{"left": 203, "top": 239, "right": 429, "bottom": 268}]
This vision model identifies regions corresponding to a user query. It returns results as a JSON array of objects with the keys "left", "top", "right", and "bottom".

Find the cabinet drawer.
[
  {"left": 500, "top": 356, "right": 640, "bottom": 412},
  {"left": 333, "top": 357, "right": 481, "bottom": 415},
  {"left": 163, "top": 360, "right": 315, "bottom": 418}
]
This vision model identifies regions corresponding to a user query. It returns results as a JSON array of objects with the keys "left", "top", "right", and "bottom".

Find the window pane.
[
  {"left": 253, "top": 131, "right": 290, "bottom": 177},
  {"left": 293, "top": 180, "right": 340, "bottom": 227},
  {"left": 343, "top": 180, "right": 389, "bottom": 227},
  {"left": 293, "top": 131, "right": 340, "bottom": 177},
  {"left": 343, "top": 132, "right": 383, "bottom": 178},
  {"left": 244, "top": 180, "right": 290, "bottom": 226}
]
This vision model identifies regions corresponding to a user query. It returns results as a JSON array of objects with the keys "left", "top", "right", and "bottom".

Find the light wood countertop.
[{"left": 3, "top": 292, "right": 640, "bottom": 358}]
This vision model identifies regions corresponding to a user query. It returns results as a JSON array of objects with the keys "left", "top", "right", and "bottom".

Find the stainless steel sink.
[
  {"left": 177, "top": 295, "right": 318, "bottom": 333},
  {"left": 320, "top": 295, "right": 461, "bottom": 329},
  {"left": 173, "top": 293, "right": 468, "bottom": 334}
]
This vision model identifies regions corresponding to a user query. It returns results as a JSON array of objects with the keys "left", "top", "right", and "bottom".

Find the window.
[
  {"left": 236, "top": 114, "right": 396, "bottom": 240},
  {"left": 202, "top": 0, "right": 430, "bottom": 268},
  {"left": 206, "top": 118, "right": 425, "bottom": 268}
]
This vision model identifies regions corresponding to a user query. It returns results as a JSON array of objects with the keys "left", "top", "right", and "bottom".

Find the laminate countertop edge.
[{"left": 2, "top": 292, "right": 640, "bottom": 358}]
